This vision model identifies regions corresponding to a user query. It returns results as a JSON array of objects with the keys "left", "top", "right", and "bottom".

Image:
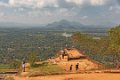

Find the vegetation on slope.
[
  {"left": 72, "top": 25, "right": 120, "bottom": 68},
  {"left": 0, "top": 25, "right": 120, "bottom": 69}
]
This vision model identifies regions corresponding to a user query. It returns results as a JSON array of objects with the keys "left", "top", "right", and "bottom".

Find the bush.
[
  {"left": 28, "top": 53, "right": 39, "bottom": 66},
  {"left": 9, "top": 59, "right": 21, "bottom": 69}
]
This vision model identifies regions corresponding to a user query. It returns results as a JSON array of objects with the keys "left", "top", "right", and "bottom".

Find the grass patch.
[
  {"left": 29, "top": 63, "right": 64, "bottom": 76},
  {"left": 0, "top": 64, "right": 10, "bottom": 69},
  {"left": 0, "top": 64, "right": 17, "bottom": 73},
  {"left": 0, "top": 69, "right": 17, "bottom": 73}
]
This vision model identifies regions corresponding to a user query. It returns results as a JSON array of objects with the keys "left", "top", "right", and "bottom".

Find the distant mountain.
[
  {"left": 0, "top": 20, "right": 111, "bottom": 33},
  {"left": 43, "top": 20, "right": 110, "bottom": 32},
  {"left": 45, "top": 20, "right": 85, "bottom": 29}
]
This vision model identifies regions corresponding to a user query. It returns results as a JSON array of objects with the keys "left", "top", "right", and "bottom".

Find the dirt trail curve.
[{"left": 14, "top": 73, "right": 120, "bottom": 80}]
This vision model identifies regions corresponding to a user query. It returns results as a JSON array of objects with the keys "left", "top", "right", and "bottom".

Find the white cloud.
[
  {"left": 109, "top": 6, "right": 113, "bottom": 11},
  {"left": 18, "top": 8, "right": 24, "bottom": 11},
  {"left": 81, "top": 16, "right": 88, "bottom": 19},
  {"left": 112, "top": 5, "right": 120, "bottom": 14},
  {"left": 108, "top": 5, "right": 120, "bottom": 13},
  {"left": 66, "top": 0, "right": 85, "bottom": 5},
  {"left": 59, "top": 8, "right": 68, "bottom": 13},
  {"left": 0, "top": 0, "right": 119, "bottom": 26},
  {"left": 90, "top": 0, "right": 106, "bottom": 6},
  {"left": 65, "top": 0, "right": 108, "bottom": 6},
  {"left": 56, "top": 8, "right": 77, "bottom": 17},
  {"left": 0, "top": 1, "right": 9, "bottom": 7},
  {"left": 8, "top": 0, "right": 59, "bottom": 8},
  {"left": 28, "top": 10, "right": 54, "bottom": 18},
  {"left": 0, "top": 12, "right": 5, "bottom": 17},
  {"left": 27, "top": 8, "right": 77, "bottom": 18}
]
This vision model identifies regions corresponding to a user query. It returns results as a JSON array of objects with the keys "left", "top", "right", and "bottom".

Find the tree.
[
  {"left": 28, "top": 53, "right": 39, "bottom": 66},
  {"left": 108, "top": 25, "right": 120, "bottom": 55},
  {"left": 108, "top": 25, "right": 120, "bottom": 68}
]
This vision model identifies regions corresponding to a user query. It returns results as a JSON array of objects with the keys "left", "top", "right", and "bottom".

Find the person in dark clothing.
[
  {"left": 62, "top": 54, "right": 64, "bottom": 59},
  {"left": 70, "top": 65, "right": 73, "bottom": 71},
  {"left": 76, "top": 63, "right": 79, "bottom": 71},
  {"left": 22, "top": 60, "right": 26, "bottom": 72}
]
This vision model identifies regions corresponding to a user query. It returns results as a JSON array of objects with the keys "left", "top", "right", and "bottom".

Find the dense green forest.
[
  {"left": 0, "top": 25, "right": 120, "bottom": 69},
  {"left": 0, "top": 29, "right": 73, "bottom": 65}
]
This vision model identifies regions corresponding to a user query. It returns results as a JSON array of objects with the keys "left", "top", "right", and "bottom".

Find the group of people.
[{"left": 70, "top": 63, "right": 79, "bottom": 71}]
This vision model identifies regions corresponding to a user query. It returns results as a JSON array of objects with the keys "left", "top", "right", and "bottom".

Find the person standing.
[
  {"left": 70, "top": 64, "right": 73, "bottom": 71},
  {"left": 22, "top": 60, "right": 26, "bottom": 72},
  {"left": 76, "top": 63, "right": 79, "bottom": 71}
]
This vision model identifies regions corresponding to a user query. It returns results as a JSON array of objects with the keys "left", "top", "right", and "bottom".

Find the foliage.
[
  {"left": 72, "top": 32, "right": 109, "bottom": 55},
  {"left": 108, "top": 25, "right": 120, "bottom": 55},
  {"left": 71, "top": 32, "right": 115, "bottom": 67},
  {"left": 0, "top": 29, "right": 72, "bottom": 64},
  {"left": 71, "top": 25, "right": 120, "bottom": 68},
  {"left": 9, "top": 59, "right": 21, "bottom": 69},
  {"left": 0, "top": 28, "right": 112, "bottom": 68},
  {"left": 28, "top": 53, "right": 39, "bottom": 66}
]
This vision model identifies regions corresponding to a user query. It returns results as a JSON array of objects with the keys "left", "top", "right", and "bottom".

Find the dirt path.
[{"left": 14, "top": 73, "right": 120, "bottom": 80}]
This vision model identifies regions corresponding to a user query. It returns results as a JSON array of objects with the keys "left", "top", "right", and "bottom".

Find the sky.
[{"left": 0, "top": 0, "right": 120, "bottom": 26}]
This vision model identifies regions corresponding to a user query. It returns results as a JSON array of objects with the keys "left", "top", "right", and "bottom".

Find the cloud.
[
  {"left": 59, "top": 8, "right": 77, "bottom": 17},
  {"left": 0, "top": 1, "right": 9, "bottom": 7},
  {"left": 65, "top": 0, "right": 108, "bottom": 6},
  {"left": 117, "top": 0, "right": 120, "bottom": 5},
  {"left": 8, "top": 0, "right": 59, "bottom": 8},
  {"left": 109, "top": 6, "right": 113, "bottom": 11},
  {"left": 90, "top": 0, "right": 106, "bottom": 6},
  {"left": 0, "top": 0, "right": 120, "bottom": 26},
  {"left": 81, "top": 16, "right": 88, "bottom": 19},
  {"left": 0, "top": 0, "right": 111, "bottom": 9},
  {"left": 0, "top": 12, "right": 5, "bottom": 17},
  {"left": 108, "top": 5, "right": 120, "bottom": 12},
  {"left": 18, "top": 8, "right": 24, "bottom": 11},
  {"left": 66, "top": 0, "right": 85, "bottom": 5},
  {"left": 3, "top": 0, "right": 109, "bottom": 9},
  {"left": 27, "top": 8, "right": 77, "bottom": 18}
]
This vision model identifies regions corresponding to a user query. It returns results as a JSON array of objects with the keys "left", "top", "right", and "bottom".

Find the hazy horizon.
[{"left": 0, "top": 0, "right": 120, "bottom": 27}]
